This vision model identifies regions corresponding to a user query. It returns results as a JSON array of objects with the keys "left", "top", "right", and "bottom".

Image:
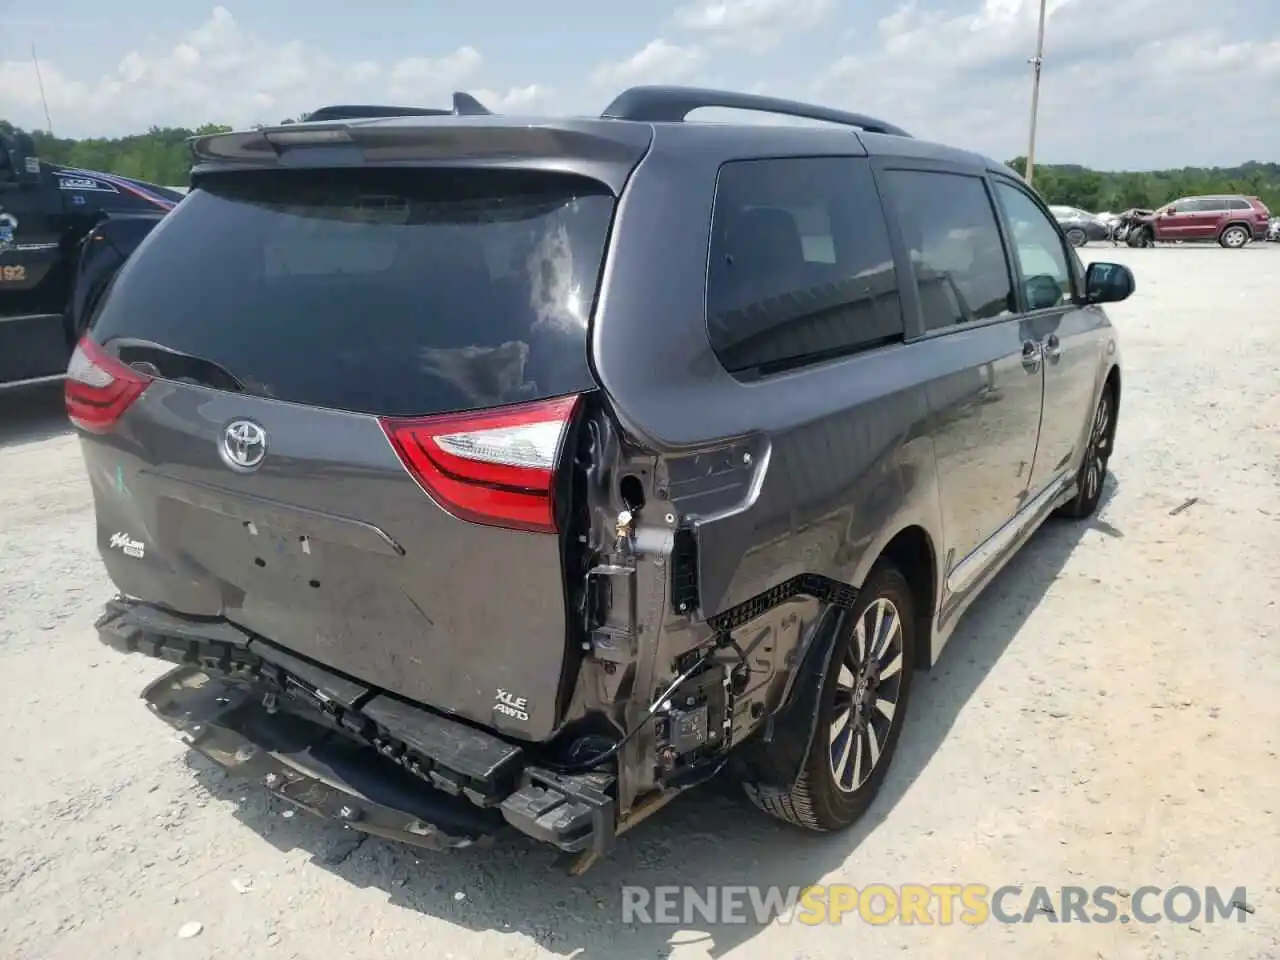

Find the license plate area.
[{"left": 161, "top": 497, "right": 328, "bottom": 597}]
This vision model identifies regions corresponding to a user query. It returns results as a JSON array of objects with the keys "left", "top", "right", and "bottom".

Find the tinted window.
[
  {"left": 90, "top": 167, "right": 614, "bottom": 417},
  {"left": 1228, "top": 198, "right": 1252, "bottom": 211},
  {"left": 882, "top": 169, "right": 1014, "bottom": 331},
  {"left": 993, "top": 181, "right": 1073, "bottom": 310},
  {"left": 706, "top": 157, "right": 902, "bottom": 377}
]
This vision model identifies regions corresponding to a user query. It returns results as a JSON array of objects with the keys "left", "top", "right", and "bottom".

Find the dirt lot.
[{"left": 1, "top": 245, "right": 1278, "bottom": 960}]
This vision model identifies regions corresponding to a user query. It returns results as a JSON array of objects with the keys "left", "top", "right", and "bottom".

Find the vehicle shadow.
[
  {"left": 187, "top": 476, "right": 1123, "bottom": 958},
  {"left": 0, "top": 382, "right": 70, "bottom": 447}
]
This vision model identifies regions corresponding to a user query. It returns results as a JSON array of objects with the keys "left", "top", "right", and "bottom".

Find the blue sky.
[{"left": 2, "top": 0, "right": 1278, "bottom": 168}]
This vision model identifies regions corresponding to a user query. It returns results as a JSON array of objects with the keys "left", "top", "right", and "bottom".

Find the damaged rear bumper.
[
  {"left": 144, "top": 665, "right": 502, "bottom": 851},
  {"left": 100, "top": 595, "right": 619, "bottom": 863}
]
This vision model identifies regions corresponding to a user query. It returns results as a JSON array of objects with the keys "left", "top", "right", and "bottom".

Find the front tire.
[
  {"left": 1127, "top": 228, "right": 1153, "bottom": 248},
  {"left": 1219, "top": 225, "right": 1250, "bottom": 248},
  {"left": 1065, "top": 227, "right": 1087, "bottom": 248},
  {"left": 1058, "top": 384, "right": 1114, "bottom": 519},
  {"left": 744, "top": 564, "right": 916, "bottom": 831}
]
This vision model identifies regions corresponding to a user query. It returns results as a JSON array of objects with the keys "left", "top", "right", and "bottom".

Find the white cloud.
[
  {"left": 589, "top": 38, "right": 706, "bottom": 89},
  {"left": 811, "top": 0, "right": 1280, "bottom": 167},
  {"left": 0, "top": 7, "right": 526, "bottom": 135},
  {"left": 386, "top": 47, "right": 483, "bottom": 102},
  {"left": 1, "top": 0, "right": 1275, "bottom": 168},
  {"left": 672, "top": 0, "right": 835, "bottom": 51}
]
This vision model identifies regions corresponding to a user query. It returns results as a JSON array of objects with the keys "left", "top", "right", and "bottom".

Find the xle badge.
[{"left": 494, "top": 689, "right": 530, "bottom": 722}]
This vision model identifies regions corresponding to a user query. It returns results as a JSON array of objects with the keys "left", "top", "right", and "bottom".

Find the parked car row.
[{"left": 1050, "top": 195, "right": 1274, "bottom": 249}]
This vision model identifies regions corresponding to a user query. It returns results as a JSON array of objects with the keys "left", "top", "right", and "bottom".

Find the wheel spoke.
[
  {"left": 829, "top": 706, "right": 851, "bottom": 745},
  {"left": 867, "top": 722, "right": 882, "bottom": 769},
  {"left": 875, "top": 697, "right": 896, "bottom": 722},
  {"left": 880, "top": 650, "right": 903, "bottom": 680},
  {"left": 869, "top": 602, "right": 885, "bottom": 663},
  {"left": 853, "top": 616, "right": 867, "bottom": 665},
  {"left": 837, "top": 663, "right": 856, "bottom": 691},
  {"left": 873, "top": 608, "right": 900, "bottom": 660},
  {"left": 851, "top": 730, "right": 864, "bottom": 788},
  {"left": 833, "top": 724, "right": 855, "bottom": 787}
]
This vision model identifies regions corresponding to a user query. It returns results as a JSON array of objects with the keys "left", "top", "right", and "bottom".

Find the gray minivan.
[{"left": 75, "top": 85, "right": 1133, "bottom": 869}]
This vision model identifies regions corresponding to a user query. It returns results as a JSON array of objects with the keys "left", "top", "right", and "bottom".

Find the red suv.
[{"left": 1129, "top": 194, "right": 1271, "bottom": 248}]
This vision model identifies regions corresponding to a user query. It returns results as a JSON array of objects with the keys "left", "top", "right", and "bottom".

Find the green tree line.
[
  {"left": 4, "top": 119, "right": 1278, "bottom": 211},
  {"left": 0, "top": 122, "right": 232, "bottom": 186},
  {"left": 1006, "top": 157, "right": 1280, "bottom": 213}
]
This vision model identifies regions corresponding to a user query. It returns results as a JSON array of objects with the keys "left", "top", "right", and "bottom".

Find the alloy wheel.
[
  {"left": 1066, "top": 228, "right": 1086, "bottom": 247},
  {"left": 1223, "top": 227, "right": 1248, "bottom": 248},
  {"left": 829, "top": 597, "right": 905, "bottom": 793},
  {"left": 1083, "top": 391, "right": 1111, "bottom": 504}
]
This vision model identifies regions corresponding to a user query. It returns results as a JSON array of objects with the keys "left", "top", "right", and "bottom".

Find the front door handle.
[
  {"left": 1021, "top": 339, "right": 1042, "bottom": 371},
  {"left": 1043, "top": 333, "right": 1062, "bottom": 360}
]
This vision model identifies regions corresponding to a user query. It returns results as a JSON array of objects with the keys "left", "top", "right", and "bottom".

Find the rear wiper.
[{"left": 108, "top": 338, "right": 252, "bottom": 395}]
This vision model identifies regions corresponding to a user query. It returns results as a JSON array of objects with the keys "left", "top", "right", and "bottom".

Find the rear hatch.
[{"left": 70, "top": 160, "right": 620, "bottom": 741}]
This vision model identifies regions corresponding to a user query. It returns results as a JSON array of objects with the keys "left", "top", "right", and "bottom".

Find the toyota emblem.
[{"left": 220, "top": 419, "right": 267, "bottom": 472}]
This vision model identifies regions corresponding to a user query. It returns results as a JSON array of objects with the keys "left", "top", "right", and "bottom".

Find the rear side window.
[
  {"left": 1228, "top": 198, "right": 1252, "bottom": 211},
  {"left": 90, "top": 168, "right": 615, "bottom": 417},
  {"left": 881, "top": 169, "right": 1014, "bottom": 332},
  {"left": 706, "top": 157, "right": 902, "bottom": 378}
]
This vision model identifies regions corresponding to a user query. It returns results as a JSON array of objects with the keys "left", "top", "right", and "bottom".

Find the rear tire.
[
  {"left": 1058, "top": 384, "right": 1114, "bottom": 520},
  {"left": 1065, "top": 228, "right": 1087, "bottom": 248},
  {"left": 744, "top": 564, "right": 915, "bottom": 831},
  {"left": 1219, "top": 225, "right": 1250, "bottom": 248}
]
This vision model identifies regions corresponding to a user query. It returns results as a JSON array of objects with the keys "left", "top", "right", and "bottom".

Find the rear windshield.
[{"left": 90, "top": 167, "right": 615, "bottom": 417}]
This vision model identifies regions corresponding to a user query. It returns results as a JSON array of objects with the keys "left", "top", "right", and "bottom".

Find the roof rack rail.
[
  {"left": 600, "top": 85, "right": 912, "bottom": 138},
  {"left": 301, "top": 92, "right": 493, "bottom": 123}
]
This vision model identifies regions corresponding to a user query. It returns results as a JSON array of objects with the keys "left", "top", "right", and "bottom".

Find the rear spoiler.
[{"left": 187, "top": 117, "right": 654, "bottom": 196}]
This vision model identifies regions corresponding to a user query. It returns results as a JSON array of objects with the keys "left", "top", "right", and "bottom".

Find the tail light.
[
  {"left": 64, "top": 336, "right": 153, "bottom": 433},
  {"left": 380, "top": 394, "right": 581, "bottom": 534}
]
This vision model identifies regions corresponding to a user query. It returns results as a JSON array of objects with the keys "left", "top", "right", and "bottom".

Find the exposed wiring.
[{"left": 540, "top": 646, "right": 718, "bottom": 774}]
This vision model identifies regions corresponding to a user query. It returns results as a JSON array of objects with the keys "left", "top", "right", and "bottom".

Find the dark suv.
[
  {"left": 72, "top": 86, "right": 1133, "bottom": 870},
  {"left": 1126, "top": 194, "right": 1271, "bottom": 248}
]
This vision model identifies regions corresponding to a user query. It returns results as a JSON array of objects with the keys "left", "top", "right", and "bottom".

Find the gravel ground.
[{"left": 1, "top": 245, "right": 1278, "bottom": 960}]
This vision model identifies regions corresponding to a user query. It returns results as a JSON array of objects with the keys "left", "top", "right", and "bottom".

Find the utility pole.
[{"left": 1024, "top": 0, "right": 1047, "bottom": 186}]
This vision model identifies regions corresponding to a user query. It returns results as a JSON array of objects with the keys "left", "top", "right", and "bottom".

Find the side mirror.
[
  {"left": 1164, "top": 206, "right": 1177, "bottom": 215},
  {"left": 1084, "top": 262, "right": 1135, "bottom": 305}
]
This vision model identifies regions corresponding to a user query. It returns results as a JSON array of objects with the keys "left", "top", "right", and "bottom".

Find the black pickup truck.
[
  {"left": 1, "top": 96, "right": 495, "bottom": 392},
  {"left": 0, "top": 129, "right": 184, "bottom": 391}
]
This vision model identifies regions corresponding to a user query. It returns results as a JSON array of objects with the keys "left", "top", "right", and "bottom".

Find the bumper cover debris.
[
  {"left": 143, "top": 665, "right": 505, "bottom": 851},
  {"left": 102, "top": 595, "right": 620, "bottom": 861}
]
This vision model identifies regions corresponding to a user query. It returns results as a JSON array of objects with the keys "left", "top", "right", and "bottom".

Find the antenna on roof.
[
  {"left": 31, "top": 43, "right": 54, "bottom": 135},
  {"left": 452, "top": 92, "right": 492, "bottom": 116}
]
